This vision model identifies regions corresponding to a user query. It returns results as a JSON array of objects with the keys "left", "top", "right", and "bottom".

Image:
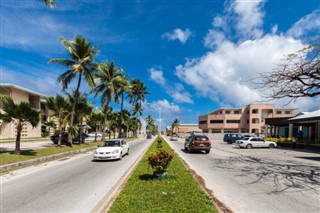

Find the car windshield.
[
  {"left": 242, "top": 137, "right": 250, "bottom": 141},
  {"left": 195, "top": 136, "right": 209, "bottom": 141},
  {"left": 102, "top": 141, "right": 120, "bottom": 147}
]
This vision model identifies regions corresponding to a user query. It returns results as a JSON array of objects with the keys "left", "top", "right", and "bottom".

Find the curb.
[{"left": 0, "top": 146, "right": 97, "bottom": 171}]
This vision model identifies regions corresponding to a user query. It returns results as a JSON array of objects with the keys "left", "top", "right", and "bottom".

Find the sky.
[{"left": 1, "top": 0, "right": 320, "bottom": 129}]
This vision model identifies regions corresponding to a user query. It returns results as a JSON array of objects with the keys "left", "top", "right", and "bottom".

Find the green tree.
[
  {"left": 88, "top": 109, "right": 105, "bottom": 142},
  {"left": 0, "top": 97, "right": 40, "bottom": 154},
  {"left": 45, "top": 94, "right": 70, "bottom": 147},
  {"left": 94, "top": 61, "right": 123, "bottom": 141},
  {"left": 75, "top": 94, "right": 93, "bottom": 143},
  {"left": 38, "top": 0, "right": 55, "bottom": 8},
  {"left": 49, "top": 35, "right": 98, "bottom": 146},
  {"left": 128, "top": 79, "right": 149, "bottom": 106},
  {"left": 171, "top": 118, "right": 180, "bottom": 135}
]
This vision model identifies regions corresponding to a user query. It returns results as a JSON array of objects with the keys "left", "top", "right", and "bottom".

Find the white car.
[
  {"left": 93, "top": 139, "right": 129, "bottom": 160},
  {"left": 235, "top": 137, "right": 277, "bottom": 149},
  {"left": 170, "top": 135, "right": 178, "bottom": 141},
  {"left": 89, "top": 132, "right": 103, "bottom": 137}
]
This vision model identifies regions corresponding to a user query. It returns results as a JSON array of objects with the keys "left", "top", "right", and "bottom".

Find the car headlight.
[
  {"left": 112, "top": 150, "right": 119, "bottom": 154},
  {"left": 94, "top": 151, "right": 98, "bottom": 154}
]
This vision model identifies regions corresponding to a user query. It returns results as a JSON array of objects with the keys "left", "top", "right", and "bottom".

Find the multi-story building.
[
  {"left": 198, "top": 104, "right": 295, "bottom": 134},
  {"left": 0, "top": 83, "right": 47, "bottom": 139}
]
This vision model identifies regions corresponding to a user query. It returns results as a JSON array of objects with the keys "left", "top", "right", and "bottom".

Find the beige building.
[
  {"left": 0, "top": 83, "right": 47, "bottom": 139},
  {"left": 198, "top": 104, "right": 295, "bottom": 134},
  {"left": 178, "top": 124, "right": 201, "bottom": 133}
]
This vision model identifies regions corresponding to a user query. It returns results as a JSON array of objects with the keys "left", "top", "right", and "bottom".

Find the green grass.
[
  {"left": 109, "top": 137, "right": 217, "bottom": 213},
  {"left": 0, "top": 142, "right": 100, "bottom": 166}
]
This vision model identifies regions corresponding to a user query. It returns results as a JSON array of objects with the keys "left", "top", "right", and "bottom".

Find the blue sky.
[{"left": 1, "top": 0, "right": 320, "bottom": 128}]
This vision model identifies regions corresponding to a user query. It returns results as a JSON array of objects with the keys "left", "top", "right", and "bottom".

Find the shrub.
[
  {"left": 147, "top": 148, "right": 173, "bottom": 173},
  {"left": 156, "top": 137, "right": 163, "bottom": 148}
]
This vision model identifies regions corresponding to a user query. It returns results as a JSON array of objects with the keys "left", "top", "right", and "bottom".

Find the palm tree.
[
  {"left": 75, "top": 95, "right": 93, "bottom": 143},
  {"left": 128, "top": 79, "right": 149, "bottom": 106},
  {"left": 88, "top": 109, "right": 105, "bottom": 142},
  {"left": 49, "top": 35, "right": 98, "bottom": 146},
  {"left": 132, "top": 102, "right": 143, "bottom": 119},
  {"left": 94, "top": 61, "right": 123, "bottom": 141},
  {"left": 0, "top": 97, "right": 40, "bottom": 154},
  {"left": 45, "top": 94, "right": 70, "bottom": 147},
  {"left": 38, "top": 0, "right": 55, "bottom": 8},
  {"left": 44, "top": 118, "right": 56, "bottom": 136},
  {"left": 117, "top": 110, "right": 130, "bottom": 138},
  {"left": 172, "top": 118, "right": 180, "bottom": 135},
  {"left": 117, "top": 74, "right": 131, "bottom": 111}
]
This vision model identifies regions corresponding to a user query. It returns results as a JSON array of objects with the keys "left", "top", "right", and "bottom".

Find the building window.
[
  {"left": 210, "top": 120, "right": 224, "bottom": 123},
  {"left": 225, "top": 110, "right": 230, "bottom": 114},
  {"left": 219, "top": 111, "right": 223, "bottom": 114},
  {"left": 252, "top": 118, "right": 259, "bottom": 124},
  {"left": 234, "top": 110, "right": 240, "bottom": 114},
  {"left": 247, "top": 120, "right": 249, "bottom": 124},
  {"left": 226, "top": 120, "right": 240, "bottom": 123},
  {"left": 199, "top": 120, "right": 207, "bottom": 125},
  {"left": 276, "top": 111, "right": 282, "bottom": 114},
  {"left": 252, "top": 109, "right": 259, "bottom": 114},
  {"left": 203, "top": 129, "right": 208, "bottom": 133},
  {"left": 285, "top": 111, "right": 291, "bottom": 114}
]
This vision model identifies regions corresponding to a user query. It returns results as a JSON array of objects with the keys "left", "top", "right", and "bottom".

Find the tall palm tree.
[
  {"left": 172, "top": 118, "right": 180, "bottom": 135},
  {"left": 45, "top": 94, "right": 70, "bottom": 147},
  {"left": 75, "top": 95, "right": 93, "bottom": 143},
  {"left": 0, "top": 97, "right": 40, "bottom": 154},
  {"left": 132, "top": 102, "right": 143, "bottom": 119},
  {"left": 128, "top": 79, "right": 149, "bottom": 107},
  {"left": 49, "top": 35, "right": 98, "bottom": 146},
  {"left": 117, "top": 110, "right": 130, "bottom": 138},
  {"left": 88, "top": 109, "right": 105, "bottom": 142},
  {"left": 116, "top": 74, "right": 131, "bottom": 111},
  {"left": 94, "top": 61, "right": 123, "bottom": 141}
]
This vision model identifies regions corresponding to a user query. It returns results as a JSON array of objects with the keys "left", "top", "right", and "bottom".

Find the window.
[
  {"left": 234, "top": 110, "right": 240, "bottom": 114},
  {"left": 252, "top": 109, "right": 259, "bottom": 114},
  {"left": 226, "top": 120, "right": 240, "bottom": 123},
  {"left": 276, "top": 111, "right": 282, "bottom": 114},
  {"left": 199, "top": 120, "right": 207, "bottom": 125},
  {"left": 285, "top": 111, "right": 291, "bottom": 114},
  {"left": 225, "top": 110, "right": 231, "bottom": 114},
  {"left": 210, "top": 120, "right": 224, "bottom": 123}
]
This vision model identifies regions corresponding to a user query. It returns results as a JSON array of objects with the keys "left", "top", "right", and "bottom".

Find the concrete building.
[
  {"left": 198, "top": 104, "right": 295, "bottom": 134},
  {"left": 0, "top": 83, "right": 47, "bottom": 139},
  {"left": 177, "top": 124, "right": 201, "bottom": 137}
]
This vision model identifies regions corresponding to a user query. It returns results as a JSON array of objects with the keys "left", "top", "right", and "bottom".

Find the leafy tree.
[
  {"left": 172, "top": 118, "right": 180, "bottom": 135},
  {"left": 45, "top": 94, "right": 70, "bottom": 147},
  {"left": 0, "top": 97, "right": 40, "bottom": 154},
  {"left": 94, "top": 61, "right": 123, "bottom": 141},
  {"left": 128, "top": 79, "right": 149, "bottom": 106},
  {"left": 88, "top": 109, "right": 105, "bottom": 142},
  {"left": 117, "top": 74, "right": 131, "bottom": 111},
  {"left": 50, "top": 35, "right": 98, "bottom": 146},
  {"left": 254, "top": 42, "right": 320, "bottom": 101},
  {"left": 75, "top": 94, "right": 93, "bottom": 143}
]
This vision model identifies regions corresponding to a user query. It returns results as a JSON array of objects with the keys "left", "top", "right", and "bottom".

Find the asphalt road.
[
  {"left": 1, "top": 138, "right": 152, "bottom": 213},
  {"left": 164, "top": 136, "right": 320, "bottom": 213}
]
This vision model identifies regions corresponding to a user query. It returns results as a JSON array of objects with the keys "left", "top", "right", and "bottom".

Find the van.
[{"left": 223, "top": 133, "right": 244, "bottom": 144}]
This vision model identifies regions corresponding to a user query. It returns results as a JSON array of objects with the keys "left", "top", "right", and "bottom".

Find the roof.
[
  {"left": 0, "top": 83, "right": 46, "bottom": 97},
  {"left": 288, "top": 109, "right": 320, "bottom": 121}
]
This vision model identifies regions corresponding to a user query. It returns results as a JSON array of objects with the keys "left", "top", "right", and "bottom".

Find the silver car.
[{"left": 235, "top": 137, "right": 277, "bottom": 149}]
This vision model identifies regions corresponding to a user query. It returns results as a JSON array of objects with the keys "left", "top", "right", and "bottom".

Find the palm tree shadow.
[
  {"left": 15, "top": 150, "right": 37, "bottom": 156},
  {"left": 139, "top": 174, "right": 155, "bottom": 180}
]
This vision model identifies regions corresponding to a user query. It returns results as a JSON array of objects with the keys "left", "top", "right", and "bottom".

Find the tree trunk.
[
  {"left": 79, "top": 118, "right": 83, "bottom": 144},
  {"left": 58, "top": 114, "right": 62, "bottom": 147},
  {"left": 15, "top": 123, "right": 22, "bottom": 154}
]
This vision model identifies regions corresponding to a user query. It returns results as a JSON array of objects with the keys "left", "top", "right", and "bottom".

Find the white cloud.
[
  {"left": 286, "top": 9, "right": 320, "bottom": 37},
  {"left": 148, "top": 68, "right": 193, "bottom": 104},
  {"left": 148, "top": 68, "right": 166, "bottom": 86},
  {"left": 204, "top": 30, "right": 226, "bottom": 49},
  {"left": 176, "top": 35, "right": 305, "bottom": 108},
  {"left": 162, "top": 28, "right": 192, "bottom": 44},
  {"left": 230, "top": 0, "right": 265, "bottom": 39}
]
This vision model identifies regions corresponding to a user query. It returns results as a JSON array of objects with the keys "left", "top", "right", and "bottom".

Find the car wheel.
[
  {"left": 227, "top": 140, "right": 232, "bottom": 144},
  {"left": 184, "top": 145, "right": 188, "bottom": 152},
  {"left": 246, "top": 144, "right": 252, "bottom": 149},
  {"left": 205, "top": 150, "right": 210, "bottom": 154},
  {"left": 269, "top": 144, "right": 275, "bottom": 148}
]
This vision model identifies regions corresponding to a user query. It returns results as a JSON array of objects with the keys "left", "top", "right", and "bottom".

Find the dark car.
[
  {"left": 147, "top": 134, "right": 152, "bottom": 139},
  {"left": 50, "top": 132, "right": 89, "bottom": 144},
  {"left": 223, "top": 133, "right": 244, "bottom": 144},
  {"left": 184, "top": 135, "right": 211, "bottom": 154}
]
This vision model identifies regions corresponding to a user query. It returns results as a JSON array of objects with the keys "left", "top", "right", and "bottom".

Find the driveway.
[{"left": 165, "top": 136, "right": 320, "bottom": 213}]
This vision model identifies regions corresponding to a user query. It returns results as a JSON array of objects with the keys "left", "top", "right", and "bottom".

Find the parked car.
[
  {"left": 223, "top": 133, "right": 244, "bottom": 144},
  {"left": 93, "top": 139, "right": 129, "bottom": 160},
  {"left": 88, "top": 132, "right": 103, "bottom": 137},
  {"left": 170, "top": 135, "right": 178, "bottom": 141},
  {"left": 184, "top": 134, "right": 211, "bottom": 153},
  {"left": 234, "top": 137, "right": 277, "bottom": 149},
  {"left": 147, "top": 134, "right": 152, "bottom": 139},
  {"left": 50, "top": 132, "right": 89, "bottom": 144}
]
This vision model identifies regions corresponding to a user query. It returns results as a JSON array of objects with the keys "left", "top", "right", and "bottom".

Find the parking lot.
[{"left": 166, "top": 137, "right": 320, "bottom": 213}]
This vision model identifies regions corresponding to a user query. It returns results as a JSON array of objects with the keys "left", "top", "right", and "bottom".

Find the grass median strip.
[
  {"left": 0, "top": 142, "right": 100, "bottom": 166},
  {"left": 108, "top": 137, "right": 217, "bottom": 213}
]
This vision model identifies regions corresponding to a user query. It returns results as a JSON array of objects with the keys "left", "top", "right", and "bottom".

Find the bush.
[
  {"left": 156, "top": 137, "right": 163, "bottom": 148},
  {"left": 148, "top": 148, "right": 173, "bottom": 173}
]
